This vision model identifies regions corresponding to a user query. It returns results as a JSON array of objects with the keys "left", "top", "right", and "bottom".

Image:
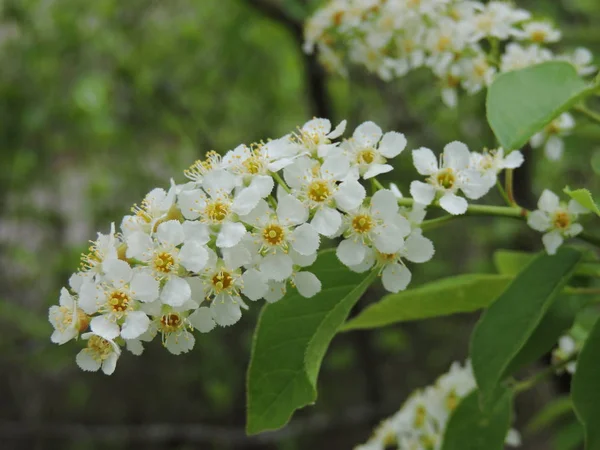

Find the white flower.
[
  {"left": 121, "top": 183, "right": 178, "bottom": 238},
  {"left": 292, "top": 117, "right": 347, "bottom": 158},
  {"left": 470, "top": 148, "right": 524, "bottom": 189},
  {"left": 460, "top": 53, "right": 496, "bottom": 94},
  {"left": 527, "top": 189, "right": 589, "bottom": 255},
  {"left": 336, "top": 189, "right": 411, "bottom": 267},
  {"left": 126, "top": 220, "right": 210, "bottom": 306},
  {"left": 76, "top": 332, "right": 121, "bottom": 375},
  {"left": 49, "top": 286, "right": 89, "bottom": 344},
  {"left": 150, "top": 310, "right": 197, "bottom": 355},
  {"left": 410, "top": 142, "right": 489, "bottom": 215},
  {"left": 79, "top": 223, "right": 120, "bottom": 276},
  {"left": 561, "top": 47, "right": 597, "bottom": 76},
  {"left": 469, "top": 2, "right": 530, "bottom": 42},
  {"left": 530, "top": 113, "right": 575, "bottom": 161},
  {"left": 552, "top": 335, "right": 579, "bottom": 374},
  {"left": 339, "top": 121, "right": 407, "bottom": 179},
  {"left": 517, "top": 21, "right": 561, "bottom": 44},
  {"left": 284, "top": 155, "right": 365, "bottom": 237},
  {"left": 500, "top": 43, "right": 553, "bottom": 73}
]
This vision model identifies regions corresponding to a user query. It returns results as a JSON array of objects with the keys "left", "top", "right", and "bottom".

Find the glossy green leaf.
[
  {"left": 487, "top": 61, "right": 589, "bottom": 150},
  {"left": 441, "top": 389, "right": 513, "bottom": 450},
  {"left": 493, "top": 250, "right": 536, "bottom": 276},
  {"left": 246, "top": 250, "right": 376, "bottom": 434},
  {"left": 342, "top": 274, "right": 511, "bottom": 331},
  {"left": 572, "top": 318, "right": 600, "bottom": 450},
  {"left": 554, "top": 420, "right": 585, "bottom": 450},
  {"left": 526, "top": 396, "right": 574, "bottom": 434},
  {"left": 564, "top": 187, "right": 600, "bottom": 217},
  {"left": 471, "top": 247, "right": 581, "bottom": 409}
]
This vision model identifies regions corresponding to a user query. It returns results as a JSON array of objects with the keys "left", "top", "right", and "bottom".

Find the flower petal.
[
  {"left": 364, "top": 163, "right": 393, "bottom": 179},
  {"left": 160, "top": 276, "right": 191, "bottom": 307},
  {"left": 179, "top": 241, "right": 209, "bottom": 272},
  {"left": 538, "top": 189, "right": 560, "bottom": 212},
  {"left": 311, "top": 207, "right": 342, "bottom": 237},
  {"left": 378, "top": 131, "right": 407, "bottom": 158},
  {"left": 336, "top": 239, "right": 367, "bottom": 266},
  {"left": 188, "top": 307, "right": 216, "bottom": 333},
  {"left": 277, "top": 193, "right": 308, "bottom": 225},
  {"left": 290, "top": 223, "right": 320, "bottom": 255},
  {"left": 382, "top": 263, "right": 412, "bottom": 293},
  {"left": 216, "top": 222, "right": 246, "bottom": 248},
  {"left": 130, "top": 272, "right": 160, "bottom": 302},
  {"left": 403, "top": 233, "right": 435, "bottom": 263},
  {"left": 156, "top": 220, "right": 185, "bottom": 246},
  {"left": 542, "top": 230, "right": 564, "bottom": 255},
  {"left": 443, "top": 141, "right": 471, "bottom": 170},
  {"left": 371, "top": 189, "right": 399, "bottom": 221},
  {"left": 260, "top": 253, "right": 293, "bottom": 281},
  {"left": 527, "top": 210, "right": 550, "bottom": 232},
  {"left": 90, "top": 315, "right": 120, "bottom": 340},
  {"left": 334, "top": 179, "right": 366, "bottom": 211},
  {"left": 410, "top": 181, "right": 436, "bottom": 205},
  {"left": 76, "top": 349, "right": 101, "bottom": 372},
  {"left": 182, "top": 221, "right": 210, "bottom": 244},
  {"left": 295, "top": 272, "right": 322, "bottom": 298},
  {"left": 121, "top": 311, "right": 150, "bottom": 340},
  {"left": 439, "top": 193, "right": 468, "bottom": 215},
  {"left": 241, "top": 269, "right": 269, "bottom": 301},
  {"left": 412, "top": 147, "right": 438, "bottom": 175}
]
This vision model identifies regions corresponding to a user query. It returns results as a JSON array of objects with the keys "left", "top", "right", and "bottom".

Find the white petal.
[
  {"left": 542, "top": 230, "right": 564, "bottom": 255},
  {"left": 188, "top": 307, "right": 216, "bottom": 333},
  {"left": 389, "top": 183, "right": 403, "bottom": 198},
  {"left": 403, "top": 233, "right": 435, "bottom": 263},
  {"left": 412, "top": 147, "right": 438, "bottom": 175},
  {"left": 59, "top": 287, "right": 75, "bottom": 308},
  {"left": 165, "top": 331, "right": 195, "bottom": 355},
  {"left": 130, "top": 272, "right": 159, "bottom": 302},
  {"left": 545, "top": 136, "right": 564, "bottom": 161},
  {"left": 211, "top": 295, "right": 242, "bottom": 326},
  {"left": 290, "top": 223, "right": 320, "bottom": 255},
  {"left": 504, "top": 150, "right": 524, "bottom": 168},
  {"left": 182, "top": 221, "right": 210, "bottom": 244},
  {"left": 177, "top": 190, "right": 205, "bottom": 220},
  {"left": 203, "top": 169, "right": 238, "bottom": 193},
  {"left": 240, "top": 199, "right": 271, "bottom": 226},
  {"left": 378, "top": 131, "right": 407, "bottom": 158},
  {"left": 260, "top": 253, "right": 293, "bottom": 281},
  {"left": 353, "top": 121, "right": 383, "bottom": 146},
  {"left": 334, "top": 179, "right": 366, "bottom": 211},
  {"left": 311, "top": 207, "right": 342, "bottom": 237},
  {"left": 336, "top": 239, "right": 367, "bottom": 266},
  {"left": 321, "top": 154, "right": 350, "bottom": 180},
  {"left": 125, "top": 232, "right": 153, "bottom": 261},
  {"left": 264, "top": 281, "right": 287, "bottom": 303},
  {"left": 460, "top": 170, "right": 491, "bottom": 200},
  {"left": 156, "top": 220, "right": 185, "bottom": 246},
  {"left": 101, "top": 353, "right": 119, "bottom": 375},
  {"left": 179, "top": 241, "right": 208, "bottom": 272},
  {"left": 527, "top": 210, "right": 551, "bottom": 232},
  {"left": 529, "top": 132, "right": 545, "bottom": 148},
  {"left": 303, "top": 117, "right": 331, "bottom": 134},
  {"left": 295, "top": 272, "right": 322, "bottom": 298},
  {"left": 241, "top": 269, "right": 269, "bottom": 300},
  {"left": 121, "top": 311, "right": 150, "bottom": 340},
  {"left": 250, "top": 175, "right": 275, "bottom": 198},
  {"left": 410, "top": 181, "right": 436, "bottom": 205},
  {"left": 439, "top": 193, "right": 468, "bottom": 215},
  {"left": 277, "top": 193, "right": 308, "bottom": 225},
  {"left": 126, "top": 339, "right": 144, "bottom": 356},
  {"left": 568, "top": 199, "right": 590, "bottom": 215},
  {"left": 51, "top": 328, "right": 77, "bottom": 345},
  {"left": 232, "top": 186, "right": 261, "bottom": 215},
  {"left": 538, "top": 189, "right": 560, "bottom": 213},
  {"left": 371, "top": 189, "right": 399, "bottom": 221},
  {"left": 382, "top": 263, "right": 412, "bottom": 293},
  {"left": 364, "top": 163, "right": 393, "bottom": 179},
  {"left": 103, "top": 259, "right": 133, "bottom": 288},
  {"left": 289, "top": 247, "right": 317, "bottom": 267},
  {"left": 328, "top": 120, "right": 347, "bottom": 139},
  {"left": 216, "top": 222, "right": 246, "bottom": 248},
  {"left": 222, "top": 243, "right": 252, "bottom": 269},
  {"left": 348, "top": 248, "right": 376, "bottom": 273},
  {"left": 443, "top": 141, "right": 471, "bottom": 170},
  {"left": 78, "top": 280, "right": 103, "bottom": 314},
  {"left": 90, "top": 315, "right": 120, "bottom": 340},
  {"left": 566, "top": 223, "right": 583, "bottom": 237},
  {"left": 373, "top": 225, "right": 404, "bottom": 253},
  {"left": 160, "top": 276, "right": 191, "bottom": 307},
  {"left": 187, "top": 277, "right": 205, "bottom": 304},
  {"left": 76, "top": 350, "right": 101, "bottom": 372}
]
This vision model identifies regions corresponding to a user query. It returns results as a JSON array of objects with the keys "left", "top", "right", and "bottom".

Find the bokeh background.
[{"left": 1, "top": 0, "right": 600, "bottom": 449}]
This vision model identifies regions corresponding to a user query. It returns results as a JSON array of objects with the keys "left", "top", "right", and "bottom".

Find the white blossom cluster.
[
  {"left": 355, "top": 361, "right": 521, "bottom": 450},
  {"left": 304, "top": 0, "right": 596, "bottom": 160}
]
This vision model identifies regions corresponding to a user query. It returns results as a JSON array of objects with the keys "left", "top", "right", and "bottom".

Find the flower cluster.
[
  {"left": 355, "top": 361, "right": 521, "bottom": 450},
  {"left": 527, "top": 189, "right": 589, "bottom": 255},
  {"left": 304, "top": 0, "right": 596, "bottom": 159}
]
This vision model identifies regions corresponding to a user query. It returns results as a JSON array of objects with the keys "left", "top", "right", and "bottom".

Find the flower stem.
[
  {"left": 505, "top": 169, "right": 516, "bottom": 206},
  {"left": 513, "top": 353, "right": 578, "bottom": 394},
  {"left": 574, "top": 104, "right": 600, "bottom": 125},
  {"left": 271, "top": 172, "right": 291, "bottom": 194},
  {"left": 421, "top": 215, "right": 457, "bottom": 230},
  {"left": 496, "top": 179, "right": 512, "bottom": 206},
  {"left": 372, "top": 178, "right": 386, "bottom": 191}
]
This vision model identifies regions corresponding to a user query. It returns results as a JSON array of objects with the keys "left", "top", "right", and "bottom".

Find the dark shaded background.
[{"left": 1, "top": 0, "right": 600, "bottom": 449}]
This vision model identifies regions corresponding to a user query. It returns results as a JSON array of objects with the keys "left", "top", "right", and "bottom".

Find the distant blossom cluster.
[
  {"left": 304, "top": 0, "right": 597, "bottom": 160},
  {"left": 48, "top": 117, "right": 587, "bottom": 374},
  {"left": 355, "top": 361, "right": 521, "bottom": 450}
]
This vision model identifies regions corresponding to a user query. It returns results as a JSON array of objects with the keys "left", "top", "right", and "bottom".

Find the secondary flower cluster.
[
  {"left": 304, "top": 0, "right": 596, "bottom": 160},
  {"left": 355, "top": 361, "right": 521, "bottom": 450}
]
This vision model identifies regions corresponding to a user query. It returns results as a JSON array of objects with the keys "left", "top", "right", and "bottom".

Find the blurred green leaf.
[
  {"left": 471, "top": 247, "right": 581, "bottom": 409},
  {"left": 554, "top": 420, "right": 585, "bottom": 450},
  {"left": 441, "top": 389, "right": 513, "bottom": 450},
  {"left": 493, "top": 250, "right": 536, "bottom": 276},
  {"left": 526, "top": 396, "right": 573, "bottom": 434},
  {"left": 246, "top": 250, "right": 376, "bottom": 434},
  {"left": 487, "top": 62, "right": 590, "bottom": 150},
  {"left": 342, "top": 274, "right": 511, "bottom": 331},
  {"left": 572, "top": 317, "right": 600, "bottom": 450},
  {"left": 564, "top": 187, "right": 600, "bottom": 217}
]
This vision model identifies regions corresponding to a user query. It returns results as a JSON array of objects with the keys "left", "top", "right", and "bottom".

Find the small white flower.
[
  {"left": 527, "top": 189, "right": 589, "bottom": 254},
  {"left": 76, "top": 332, "right": 121, "bottom": 375},
  {"left": 552, "top": 335, "right": 579, "bottom": 374},
  {"left": 470, "top": 148, "right": 524, "bottom": 189},
  {"left": 517, "top": 21, "right": 561, "bottom": 44},
  {"left": 500, "top": 43, "right": 553, "bottom": 73},
  {"left": 121, "top": 183, "right": 178, "bottom": 238},
  {"left": 410, "top": 142, "right": 489, "bottom": 215},
  {"left": 79, "top": 223, "right": 120, "bottom": 276},
  {"left": 292, "top": 117, "right": 347, "bottom": 158},
  {"left": 561, "top": 47, "right": 597, "bottom": 76},
  {"left": 530, "top": 113, "right": 575, "bottom": 161},
  {"left": 49, "top": 286, "right": 89, "bottom": 344}
]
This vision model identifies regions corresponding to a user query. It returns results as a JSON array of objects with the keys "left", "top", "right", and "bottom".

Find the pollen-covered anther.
[
  {"left": 108, "top": 290, "right": 131, "bottom": 313},
  {"left": 154, "top": 252, "right": 175, "bottom": 274},
  {"left": 86, "top": 335, "right": 113, "bottom": 361},
  {"left": 552, "top": 211, "right": 571, "bottom": 230},
  {"left": 205, "top": 200, "right": 230, "bottom": 223},
  {"left": 357, "top": 148, "right": 376, "bottom": 165},
  {"left": 159, "top": 313, "right": 182, "bottom": 333},
  {"left": 307, "top": 180, "right": 332, "bottom": 202},
  {"left": 211, "top": 270, "right": 234, "bottom": 294},
  {"left": 436, "top": 168, "right": 456, "bottom": 189},
  {"left": 351, "top": 214, "right": 374, "bottom": 234},
  {"left": 263, "top": 224, "right": 285, "bottom": 246}
]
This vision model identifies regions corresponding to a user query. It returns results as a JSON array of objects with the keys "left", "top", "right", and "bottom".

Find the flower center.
[
  {"left": 211, "top": 269, "right": 234, "bottom": 294},
  {"left": 446, "top": 389, "right": 459, "bottom": 411},
  {"left": 243, "top": 156, "right": 263, "bottom": 175},
  {"left": 57, "top": 306, "right": 90, "bottom": 332},
  {"left": 378, "top": 252, "right": 398, "bottom": 264},
  {"left": 552, "top": 211, "right": 571, "bottom": 230},
  {"left": 184, "top": 150, "right": 220, "bottom": 181},
  {"left": 108, "top": 290, "right": 131, "bottom": 313},
  {"left": 159, "top": 313, "right": 182, "bottom": 333},
  {"left": 205, "top": 200, "right": 230, "bottom": 223},
  {"left": 531, "top": 30, "right": 547, "bottom": 43},
  {"left": 436, "top": 35, "right": 452, "bottom": 52},
  {"left": 351, "top": 214, "right": 374, "bottom": 234},
  {"left": 436, "top": 168, "right": 456, "bottom": 189},
  {"left": 262, "top": 224, "right": 285, "bottom": 246},
  {"left": 413, "top": 405, "right": 427, "bottom": 428},
  {"left": 154, "top": 251, "right": 176, "bottom": 274},
  {"left": 87, "top": 335, "right": 113, "bottom": 361},
  {"left": 357, "top": 148, "right": 376, "bottom": 165},
  {"left": 546, "top": 120, "right": 561, "bottom": 135},
  {"left": 307, "top": 180, "right": 332, "bottom": 203}
]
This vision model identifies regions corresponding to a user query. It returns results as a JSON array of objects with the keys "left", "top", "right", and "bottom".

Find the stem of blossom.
[
  {"left": 372, "top": 178, "right": 386, "bottom": 191},
  {"left": 496, "top": 180, "right": 512, "bottom": 206},
  {"left": 563, "top": 286, "right": 600, "bottom": 295},
  {"left": 504, "top": 169, "right": 516, "bottom": 206},
  {"left": 421, "top": 215, "right": 456, "bottom": 230},
  {"left": 512, "top": 353, "right": 578, "bottom": 394},
  {"left": 271, "top": 172, "right": 291, "bottom": 194},
  {"left": 574, "top": 104, "right": 600, "bottom": 125}
]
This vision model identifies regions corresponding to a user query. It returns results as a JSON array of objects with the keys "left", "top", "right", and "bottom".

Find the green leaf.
[
  {"left": 441, "top": 389, "right": 513, "bottom": 450},
  {"left": 526, "top": 396, "right": 574, "bottom": 434},
  {"left": 342, "top": 274, "right": 511, "bottom": 331},
  {"left": 554, "top": 420, "right": 585, "bottom": 450},
  {"left": 493, "top": 250, "right": 536, "bottom": 276},
  {"left": 564, "top": 187, "right": 600, "bottom": 217},
  {"left": 246, "top": 250, "right": 376, "bottom": 434},
  {"left": 572, "top": 317, "right": 600, "bottom": 450},
  {"left": 470, "top": 247, "right": 582, "bottom": 409},
  {"left": 487, "top": 61, "right": 590, "bottom": 150}
]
